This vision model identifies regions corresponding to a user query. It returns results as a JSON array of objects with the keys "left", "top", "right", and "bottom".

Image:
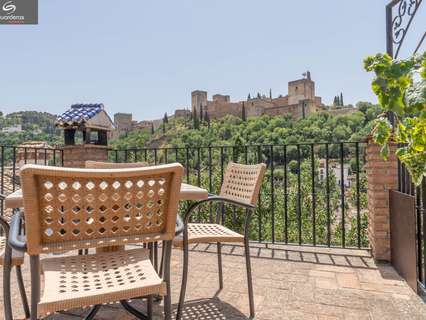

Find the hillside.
[
  {"left": 0, "top": 110, "right": 62, "bottom": 146},
  {"left": 111, "top": 102, "right": 380, "bottom": 150}
]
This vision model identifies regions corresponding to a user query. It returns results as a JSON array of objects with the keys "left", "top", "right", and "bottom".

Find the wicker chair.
[
  {"left": 85, "top": 161, "right": 150, "bottom": 253},
  {"left": 174, "top": 162, "right": 266, "bottom": 320},
  {"left": 85, "top": 160, "right": 149, "bottom": 169},
  {"left": 1, "top": 193, "right": 30, "bottom": 320},
  {"left": 8, "top": 163, "right": 183, "bottom": 320}
]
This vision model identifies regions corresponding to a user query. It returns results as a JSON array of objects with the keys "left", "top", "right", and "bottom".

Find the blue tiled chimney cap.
[{"left": 56, "top": 103, "right": 105, "bottom": 126}]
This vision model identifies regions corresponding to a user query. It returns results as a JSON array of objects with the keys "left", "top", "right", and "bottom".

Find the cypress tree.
[
  {"left": 340, "top": 92, "right": 344, "bottom": 106},
  {"left": 242, "top": 102, "right": 246, "bottom": 121},
  {"left": 269, "top": 88, "right": 272, "bottom": 99},
  {"left": 199, "top": 104, "right": 203, "bottom": 122},
  {"left": 247, "top": 93, "right": 251, "bottom": 101},
  {"left": 257, "top": 92, "right": 261, "bottom": 99},
  {"left": 205, "top": 111, "right": 210, "bottom": 129},
  {"left": 151, "top": 123, "right": 154, "bottom": 135},
  {"left": 164, "top": 112, "right": 168, "bottom": 124},
  {"left": 193, "top": 109, "right": 199, "bottom": 130}
]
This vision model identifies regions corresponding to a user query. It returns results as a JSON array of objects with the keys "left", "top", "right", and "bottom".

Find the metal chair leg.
[
  {"left": 154, "top": 240, "right": 166, "bottom": 303},
  {"left": 147, "top": 295, "right": 153, "bottom": 318},
  {"left": 176, "top": 235, "right": 189, "bottom": 320},
  {"left": 163, "top": 241, "right": 172, "bottom": 320},
  {"left": 154, "top": 242, "right": 159, "bottom": 272},
  {"left": 159, "top": 240, "right": 165, "bottom": 278},
  {"left": 83, "top": 305, "right": 101, "bottom": 320},
  {"left": 3, "top": 245, "right": 13, "bottom": 320},
  {"left": 217, "top": 242, "right": 223, "bottom": 290},
  {"left": 30, "top": 255, "right": 40, "bottom": 320},
  {"left": 244, "top": 237, "right": 255, "bottom": 319},
  {"left": 16, "top": 265, "right": 30, "bottom": 318},
  {"left": 120, "top": 300, "right": 149, "bottom": 320}
]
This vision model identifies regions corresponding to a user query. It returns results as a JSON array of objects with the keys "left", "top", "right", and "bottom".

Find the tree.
[
  {"left": 269, "top": 88, "right": 272, "bottom": 99},
  {"left": 242, "top": 102, "right": 246, "bottom": 121},
  {"left": 205, "top": 111, "right": 210, "bottom": 129},
  {"left": 257, "top": 92, "right": 261, "bottom": 99},
  {"left": 199, "top": 104, "right": 204, "bottom": 122},
  {"left": 193, "top": 108, "right": 200, "bottom": 130},
  {"left": 164, "top": 112, "right": 168, "bottom": 124},
  {"left": 247, "top": 93, "right": 251, "bottom": 101},
  {"left": 333, "top": 96, "right": 338, "bottom": 106},
  {"left": 151, "top": 123, "right": 154, "bottom": 135},
  {"left": 340, "top": 92, "right": 344, "bottom": 106}
]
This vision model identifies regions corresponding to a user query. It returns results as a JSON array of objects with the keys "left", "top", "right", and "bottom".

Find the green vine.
[{"left": 364, "top": 52, "right": 426, "bottom": 186}]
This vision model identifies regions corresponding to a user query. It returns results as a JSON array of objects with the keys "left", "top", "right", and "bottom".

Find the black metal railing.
[
  {"left": 0, "top": 142, "right": 368, "bottom": 249},
  {"left": 0, "top": 145, "right": 64, "bottom": 235},
  {"left": 107, "top": 142, "right": 368, "bottom": 248}
]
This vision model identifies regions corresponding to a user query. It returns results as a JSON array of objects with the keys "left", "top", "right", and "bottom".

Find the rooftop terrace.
[{"left": 2, "top": 243, "right": 425, "bottom": 320}]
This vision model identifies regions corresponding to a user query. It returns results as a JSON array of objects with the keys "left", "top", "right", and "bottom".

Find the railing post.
[{"left": 365, "top": 137, "right": 398, "bottom": 261}]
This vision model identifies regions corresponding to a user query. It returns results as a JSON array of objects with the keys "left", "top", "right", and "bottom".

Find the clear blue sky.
[{"left": 0, "top": 1, "right": 424, "bottom": 120}]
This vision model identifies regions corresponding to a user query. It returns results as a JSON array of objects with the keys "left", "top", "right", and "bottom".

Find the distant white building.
[
  {"left": 1, "top": 124, "right": 22, "bottom": 133},
  {"left": 318, "top": 159, "right": 351, "bottom": 188}
]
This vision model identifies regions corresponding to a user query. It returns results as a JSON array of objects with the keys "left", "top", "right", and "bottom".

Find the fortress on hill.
[
  {"left": 112, "top": 72, "right": 358, "bottom": 138},
  {"left": 191, "top": 71, "right": 323, "bottom": 120}
]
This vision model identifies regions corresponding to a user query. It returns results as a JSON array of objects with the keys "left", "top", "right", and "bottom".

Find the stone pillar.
[
  {"left": 365, "top": 138, "right": 398, "bottom": 261},
  {"left": 62, "top": 144, "right": 108, "bottom": 168}
]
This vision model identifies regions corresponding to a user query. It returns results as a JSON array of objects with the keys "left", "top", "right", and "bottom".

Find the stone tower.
[
  {"left": 287, "top": 71, "right": 315, "bottom": 105},
  {"left": 191, "top": 90, "right": 208, "bottom": 115}
]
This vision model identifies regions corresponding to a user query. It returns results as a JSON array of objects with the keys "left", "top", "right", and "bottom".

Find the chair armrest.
[
  {"left": 8, "top": 210, "right": 27, "bottom": 252},
  {"left": 183, "top": 194, "right": 255, "bottom": 223},
  {"left": 206, "top": 194, "right": 255, "bottom": 210}
]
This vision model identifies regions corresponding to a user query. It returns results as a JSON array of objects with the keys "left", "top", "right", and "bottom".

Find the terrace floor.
[{"left": 1, "top": 243, "right": 426, "bottom": 320}]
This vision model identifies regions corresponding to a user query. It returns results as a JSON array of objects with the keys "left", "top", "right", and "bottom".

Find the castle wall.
[
  {"left": 271, "top": 96, "right": 289, "bottom": 107},
  {"left": 175, "top": 109, "right": 191, "bottom": 118},
  {"left": 212, "top": 94, "right": 230, "bottom": 103},
  {"left": 245, "top": 102, "right": 265, "bottom": 118},
  {"left": 113, "top": 113, "right": 132, "bottom": 139},
  {"left": 288, "top": 79, "right": 315, "bottom": 105},
  {"left": 191, "top": 90, "right": 208, "bottom": 115},
  {"left": 191, "top": 73, "right": 322, "bottom": 122},
  {"left": 207, "top": 101, "right": 242, "bottom": 119}
]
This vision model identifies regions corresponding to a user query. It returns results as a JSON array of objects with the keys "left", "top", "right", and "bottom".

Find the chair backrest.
[
  {"left": 85, "top": 161, "right": 149, "bottom": 169},
  {"left": 20, "top": 163, "right": 183, "bottom": 255},
  {"left": 219, "top": 162, "right": 266, "bottom": 207}
]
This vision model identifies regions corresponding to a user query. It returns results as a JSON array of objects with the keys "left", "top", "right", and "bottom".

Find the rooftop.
[{"left": 2, "top": 243, "right": 425, "bottom": 319}]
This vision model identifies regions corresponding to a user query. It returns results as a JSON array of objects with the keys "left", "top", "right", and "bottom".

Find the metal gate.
[
  {"left": 386, "top": 0, "right": 426, "bottom": 298},
  {"left": 390, "top": 190, "right": 418, "bottom": 292}
]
